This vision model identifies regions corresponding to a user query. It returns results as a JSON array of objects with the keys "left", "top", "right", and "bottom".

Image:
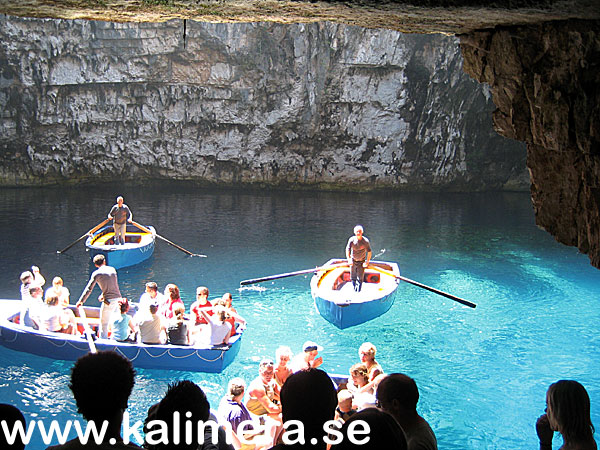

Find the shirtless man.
[{"left": 246, "top": 359, "right": 282, "bottom": 421}]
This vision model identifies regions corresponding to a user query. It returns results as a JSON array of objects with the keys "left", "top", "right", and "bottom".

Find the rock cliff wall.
[
  {"left": 460, "top": 20, "right": 600, "bottom": 267},
  {"left": 0, "top": 15, "right": 526, "bottom": 190}
]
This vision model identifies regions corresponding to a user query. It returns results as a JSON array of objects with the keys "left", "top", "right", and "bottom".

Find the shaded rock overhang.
[{"left": 0, "top": 0, "right": 599, "bottom": 268}]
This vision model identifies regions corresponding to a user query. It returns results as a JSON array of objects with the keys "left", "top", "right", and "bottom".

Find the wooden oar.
[
  {"left": 131, "top": 221, "right": 206, "bottom": 257},
  {"left": 57, "top": 218, "right": 111, "bottom": 254},
  {"left": 370, "top": 265, "right": 477, "bottom": 309},
  {"left": 240, "top": 262, "right": 349, "bottom": 286},
  {"left": 77, "top": 306, "right": 97, "bottom": 354}
]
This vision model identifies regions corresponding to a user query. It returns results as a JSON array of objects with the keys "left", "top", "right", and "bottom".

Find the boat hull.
[
  {"left": 311, "top": 259, "right": 400, "bottom": 329},
  {"left": 0, "top": 300, "right": 241, "bottom": 373},
  {"left": 85, "top": 224, "right": 156, "bottom": 269}
]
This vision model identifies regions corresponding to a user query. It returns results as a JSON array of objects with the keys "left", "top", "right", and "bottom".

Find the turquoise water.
[{"left": 0, "top": 185, "right": 599, "bottom": 449}]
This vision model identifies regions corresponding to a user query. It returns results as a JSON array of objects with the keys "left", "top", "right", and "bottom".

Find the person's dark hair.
[
  {"left": 146, "top": 281, "right": 158, "bottom": 292},
  {"left": 93, "top": 254, "right": 105, "bottom": 266},
  {"left": 377, "top": 373, "right": 419, "bottom": 411},
  {"left": 46, "top": 295, "right": 60, "bottom": 306},
  {"left": 331, "top": 408, "right": 407, "bottom": 450},
  {"left": 0, "top": 403, "right": 26, "bottom": 450},
  {"left": 69, "top": 351, "right": 135, "bottom": 422},
  {"left": 167, "top": 284, "right": 180, "bottom": 301},
  {"left": 280, "top": 369, "right": 337, "bottom": 441},
  {"left": 547, "top": 380, "right": 595, "bottom": 443},
  {"left": 119, "top": 298, "right": 130, "bottom": 314},
  {"left": 153, "top": 380, "right": 211, "bottom": 449}
]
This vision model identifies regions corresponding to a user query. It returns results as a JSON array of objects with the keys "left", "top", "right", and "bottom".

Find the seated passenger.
[
  {"left": 274, "top": 346, "right": 293, "bottom": 388},
  {"left": 197, "top": 305, "right": 232, "bottom": 347},
  {"left": 218, "top": 377, "right": 271, "bottom": 450},
  {"left": 137, "top": 303, "right": 167, "bottom": 344},
  {"left": 213, "top": 297, "right": 246, "bottom": 339},
  {"left": 246, "top": 359, "right": 282, "bottom": 445},
  {"left": 45, "top": 276, "right": 71, "bottom": 307},
  {"left": 290, "top": 341, "right": 324, "bottom": 372},
  {"left": 334, "top": 389, "right": 357, "bottom": 425},
  {"left": 167, "top": 304, "right": 191, "bottom": 346},
  {"left": 347, "top": 363, "right": 376, "bottom": 411},
  {"left": 111, "top": 299, "right": 136, "bottom": 342},
  {"left": 137, "top": 281, "right": 166, "bottom": 320},
  {"left": 21, "top": 285, "right": 44, "bottom": 329},
  {"left": 42, "top": 295, "right": 77, "bottom": 335},
  {"left": 190, "top": 286, "right": 213, "bottom": 326},
  {"left": 159, "top": 283, "right": 184, "bottom": 320}
]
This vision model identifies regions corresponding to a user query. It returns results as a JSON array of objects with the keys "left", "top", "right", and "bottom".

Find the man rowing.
[
  {"left": 346, "top": 225, "right": 372, "bottom": 292},
  {"left": 108, "top": 195, "right": 132, "bottom": 245}
]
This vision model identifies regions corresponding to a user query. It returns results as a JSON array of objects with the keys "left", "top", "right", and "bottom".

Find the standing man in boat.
[
  {"left": 346, "top": 224, "right": 372, "bottom": 292},
  {"left": 76, "top": 254, "right": 123, "bottom": 339},
  {"left": 108, "top": 195, "right": 133, "bottom": 245}
]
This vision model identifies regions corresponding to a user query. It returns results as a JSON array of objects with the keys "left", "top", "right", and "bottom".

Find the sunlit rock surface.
[
  {"left": 0, "top": 15, "right": 526, "bottom": 190},
  {"left": 460, "top": 19, "right": 600, "bottom": 267}
]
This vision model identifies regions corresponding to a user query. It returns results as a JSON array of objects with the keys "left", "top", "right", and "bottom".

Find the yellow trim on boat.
[{"left": 93, "top": 231, "right": 149, "bottom": 245}]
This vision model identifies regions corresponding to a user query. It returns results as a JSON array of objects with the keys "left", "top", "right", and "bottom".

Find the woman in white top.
[
  {"left": 199, "top": 305, "right": 232, "bottom": 346},
  {"left": 43, "top": 295, "right": 76, "bottom": 334},
  {"left": 45, "top": 277, "right": 70, "bottom": 307}
]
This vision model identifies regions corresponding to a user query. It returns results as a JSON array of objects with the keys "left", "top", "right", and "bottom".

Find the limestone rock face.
[
  {"left": 460, "top": 20, "right": 600, "bottom": 267},
  {"left": 0, "top": 15, "right": 526, "bottom": 190}
]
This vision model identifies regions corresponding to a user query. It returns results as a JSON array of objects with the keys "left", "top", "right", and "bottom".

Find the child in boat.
[
  {"left": 347, "top": 363, "right": 376, "bottom": 411},
  {"left": 111, "top": 299, "right": 136, "bottom": 342}
]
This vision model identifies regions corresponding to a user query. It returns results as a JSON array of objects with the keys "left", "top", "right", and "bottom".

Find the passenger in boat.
[
  {"left": 137, "top": 302, "right": 167, "bottom": 345},
  {"left": 536, "top": 380, "right": 597, "bottom": 450},
  {"left": 246, "top": 358, "right": 282, "bottom": 424},
  {"left": 107, "top": 195, "right": 133, "bottom": 245},
  {"left": 137, "top": 281, "right": 166, "bottom": 319},
  {"left": 269, "top": 369, "right": 337, "bottom": 450},
  {"left": 347, "top": 363, "right": 376, "bottom": 411},
  {"left": 213, "top": 297, "right": 246, "bottom": 340},
  {"left": 358, "top": 342, "right": 383, "bottom": 381},
  {"left": 376, "top": 373, "right": 438, "bottom": 450},
  {"left": 160, "top": 283, "right": 184, "bottom": 320},
  {"left": 334, "top": 389, "right": 357, "bottom": 426},
  {"left": 167, "top": 303, "right": 191, "bottom": 346},
  {"left": 19, "top": 266, "right": 45, "bottom": 324},
  {"left": 290, "top": 341, "right": 324, "bottom": 372},
  {"left": 0, "top": 403, "right": 27, "bottom": 450},
  {"left": 111, "top": 299, "right": 137, "bottom": 342},
  {"left": 45, "top": 276, "right": 70, "bottom": 307},
  {"left": 218, "top": 377, "right": 272, "bottom": 450},
  {"left": 274, "top": 345, "right": 293, "bottom": 388},
  {"left": 222, "top": 292, "right": 237, "bottom": 312},
  {"left": 43, "top": 295, "right": 77, "bottom": 335},
  {"left": 21, "top": 284, "right": 44, "bottom": 329},
  {"left": 76, "top": 254, "right": 124, "bottom": 339},
  {"left": 197, "top": 305, "right": 232, "bottom": 346},
  {"left": 46, "top": 351, "right": 139, "bottom": 449},
  {"left": 330, "top": 408, "right": 407, "bottom": 450},
  {"left": 190, "top": 286, "right": 213, "bottom": 325},
  {"left": 345, "top": 225, "right": 372, "bottom": 292}
]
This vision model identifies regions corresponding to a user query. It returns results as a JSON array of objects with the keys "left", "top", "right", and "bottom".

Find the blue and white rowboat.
[
  {"left": 85, "top": 223, "right": 156, "bottom": 269},
  {"left": 311, "top": 259, "right": 400, "bottom": 329},
  {"left": 0, "top": 300, "right": 242, "bottom": 373}
]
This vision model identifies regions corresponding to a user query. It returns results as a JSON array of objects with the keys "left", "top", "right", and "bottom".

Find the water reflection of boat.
[
  {"left": 0, "top": 300, "right": 242, "bottom": 373},
  {"left": 311, "top": 259, "right": 400, "bottom": 329},
  {"left": 85, "top": 223, "right": 156, "bottom": 269}
]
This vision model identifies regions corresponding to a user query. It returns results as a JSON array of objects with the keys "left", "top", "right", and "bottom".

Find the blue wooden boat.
[
  {"left": 311, "top": 259, "right": 400, "bottom": 329},
  {"left": 0, "top": 300, "right": 242, "bottom": 373},
  {"left": 85, "top": 223, "right": 156, "bottom": 269}
]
